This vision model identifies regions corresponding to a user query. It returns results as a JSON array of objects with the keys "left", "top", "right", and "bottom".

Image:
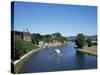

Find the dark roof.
[{"left": 23, "top": 32, "right": 32, "bottom": 36}]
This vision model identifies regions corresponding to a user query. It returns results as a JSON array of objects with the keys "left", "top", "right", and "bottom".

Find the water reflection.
[
  {"left": 56, "top": 56, "right": 61, "bottom": 64},
  {"left": 75, "top": 51, "right": 85, "bottom": 69},
  {"left": 76, "top": 51, "right": 85, "bottom": 56}
]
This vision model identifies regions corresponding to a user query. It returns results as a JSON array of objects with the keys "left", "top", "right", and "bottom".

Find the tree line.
[
  {"left": 31, "top": 32, "right": 68, "bottom": 45},
  {"left": 75, "top": 33, "right": 97, "bottom": 49}
]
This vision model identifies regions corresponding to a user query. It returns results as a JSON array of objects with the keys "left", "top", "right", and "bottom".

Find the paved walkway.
[{"left": 13, "top": 48, "right": 41, "bottom": 65}]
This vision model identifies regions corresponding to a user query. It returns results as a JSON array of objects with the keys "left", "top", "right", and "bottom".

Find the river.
[{"left": 19, "top": 42, "right": 97, "bottom": 73}]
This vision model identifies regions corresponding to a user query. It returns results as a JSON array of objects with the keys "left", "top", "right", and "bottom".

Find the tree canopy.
[
  {"left": 86, "top": 38, "right": 92, "bottom": 47},
  {"left": 31, "top": 32, "right": 67, "bottom": 44},
  {"left": 32, "top": 33, "right": 42, "bottom": 45},
  {"left": 75, "top": 33, "right": 85, "bottom": 48}
]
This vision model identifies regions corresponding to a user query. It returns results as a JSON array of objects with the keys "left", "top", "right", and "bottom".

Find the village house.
[{"left": 23, "top": 29, "right": 32, "bottom": 41}]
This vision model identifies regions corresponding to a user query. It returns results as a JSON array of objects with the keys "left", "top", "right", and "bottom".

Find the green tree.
[
  {"left": 42, "top": 34, "right": 52, "bottom": 43},
  {"left": 32, "top": 33, "right": 42, "bottom": 45},
  {"left": 52, "top": 32, "right": 62, "bottom": 38},
  {"left": 61, "top": 37, "right": 67, "bottom": 44},
  {"left": 87, "top": 38, "right": 92, "bottom": 47},
  {"left": 52, "top": 32, "right": 62, "bottom": 42},
  {"left": 75, "top": 33, "right": 85, "bottom": 48}
]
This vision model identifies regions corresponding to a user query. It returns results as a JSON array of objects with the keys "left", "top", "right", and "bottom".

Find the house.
[{"left": 23, "top": 29, "right": 32, "bottom": 41}]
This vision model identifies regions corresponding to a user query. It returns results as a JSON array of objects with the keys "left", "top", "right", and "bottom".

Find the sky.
[{"left": 12, "top": 1, "right": 97, "bottom": 37}]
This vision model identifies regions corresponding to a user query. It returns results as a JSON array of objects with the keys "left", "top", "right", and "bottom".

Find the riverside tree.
[
  {"left": 32, "top": 33, "right": 42, "bottom": 45},
  {"left": 86, "top": 38, "right": 92, "bottom": 47},
  {"left": 75, "top": 33, "right": 85, "bottom": 48}
]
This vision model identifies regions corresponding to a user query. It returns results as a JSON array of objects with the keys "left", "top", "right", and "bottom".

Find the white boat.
[
  {"left": 74, "top": 45, "right": 77, "bottom": 48},
  {"left": 54, "top": 48, "right": 61, "bottom": 56}
]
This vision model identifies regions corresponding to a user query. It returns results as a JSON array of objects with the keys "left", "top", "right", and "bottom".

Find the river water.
[{"left": 19, "top": 43, "right": 97, "bottom": 73}]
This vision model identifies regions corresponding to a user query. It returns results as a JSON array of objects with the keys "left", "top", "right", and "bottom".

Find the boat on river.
[
  {"left": 54, "top": 48, "right": 61, "bottom": 56},
  {"left": 74, "top": 44, "right": 77, "bottom": 48}
]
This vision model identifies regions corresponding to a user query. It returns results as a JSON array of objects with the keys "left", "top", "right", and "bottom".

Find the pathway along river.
[{"left": 19, "top": 42, "right": 97, "bottom": 73}]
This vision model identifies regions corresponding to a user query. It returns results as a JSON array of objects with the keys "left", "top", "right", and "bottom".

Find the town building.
[{"left": 23, "top": 29, "right": 32, "bottom": 41}]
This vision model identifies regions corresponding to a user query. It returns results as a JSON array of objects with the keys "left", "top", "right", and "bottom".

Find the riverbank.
[
  {"left": 13, "top": 48, "right": 41, "bottom": 73},
  {"left": 76, "top": 46, "right": 97, "bottom": 56}
]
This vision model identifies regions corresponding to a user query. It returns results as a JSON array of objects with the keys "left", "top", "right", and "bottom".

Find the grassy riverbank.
[
  {"left": 76, "top": 45, "right": 97, "bottom": 56},
  {"left": 13, "top": 48, "right": 40, "bottom": 73}
]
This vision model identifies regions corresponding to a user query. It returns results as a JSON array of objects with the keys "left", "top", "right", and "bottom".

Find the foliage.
[
  {"left": 31, "top": 32, "right": 67, "bottom": 44},
  {"left": 86, "top": 38, "right": 92, "bottom": 47},
  {"left": 14, "top": 35, "right": 38, "bottom": 60},
  {"left": 52, "top": 32, "right": 66, "bottom": 43},
  {"left": 32, "top": 33, "right": 42, "bottom": 45},
  {"left": 75, "top": 33, "right": 85, "bottom": 48},
  {"left": 92, "top": 42, "right": 97, "bottom": 45},
  {"left": 42, "top": 34, "right": 52, "bottom": 43}
]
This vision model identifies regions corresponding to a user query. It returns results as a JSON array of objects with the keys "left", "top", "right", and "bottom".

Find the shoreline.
[
  {"left": 13, "top": 48, "right": 41, "bottom": 73},
  {"left": 13, "top": 48, "right": 41, "bottom": 65},
  {"left": 76, "top": 48, "right": 97, "bottom": 56}
]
